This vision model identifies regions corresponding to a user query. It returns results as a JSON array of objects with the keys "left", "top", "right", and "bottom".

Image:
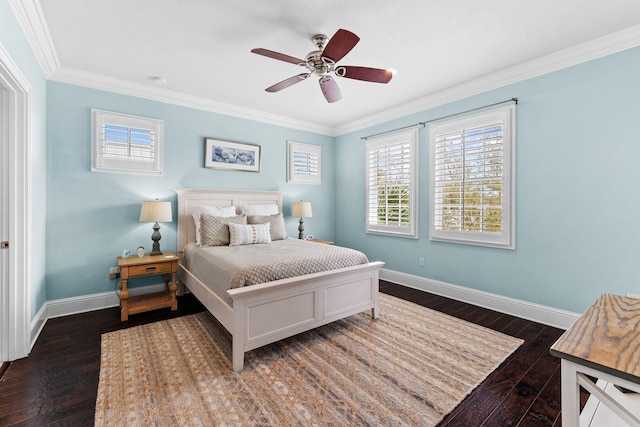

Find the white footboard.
[
  {"left": 227, "top": 261, "right": 383, "bottom": 371},
  {"left": 175, "top": 187, "right": 385, "bottom": 372}
]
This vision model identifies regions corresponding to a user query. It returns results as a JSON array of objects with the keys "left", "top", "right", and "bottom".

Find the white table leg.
[{"left": 561, "top": 359, "right": 581, "bottom": 427}]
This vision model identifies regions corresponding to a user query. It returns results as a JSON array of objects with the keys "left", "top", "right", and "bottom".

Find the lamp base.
[
  {"left": 298, "top": 218, "right": 305, "bottom": 239},
  {"left": 150, "top": 222, "right": 163, "bottom": 256}
]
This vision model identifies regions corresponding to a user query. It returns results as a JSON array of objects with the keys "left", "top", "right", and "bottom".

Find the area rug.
[{"left": 95, "top": 294, "right": 523, "bottom": 426}]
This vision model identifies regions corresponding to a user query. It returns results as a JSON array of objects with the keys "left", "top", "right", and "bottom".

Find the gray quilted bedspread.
[{"left": 182, "top": 239, "right": 369, "bottom": 306}]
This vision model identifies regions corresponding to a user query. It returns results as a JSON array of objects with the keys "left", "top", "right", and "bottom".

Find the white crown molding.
[
  {"left": 380, "top": 268, "right": 579, "bottom": 330},
  {"left": 11, "top": 0, "right": 640, "bottom": 137},
  {"left": 8, "top": 0, "right": 59, "bottom": 77},
  {"left": 334, "top": 24, "right": 640, "bottom": 136},
  {"left": 50, "top": 66, "right": 334, "bottom": 136}
]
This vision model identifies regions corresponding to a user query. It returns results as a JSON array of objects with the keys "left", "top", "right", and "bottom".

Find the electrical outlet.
[
  {"left": 108, "top": 267, "right": 119, "bottom": 279},
  {"left": 418, "top": 257, "right": 425, "bottom": 267}
]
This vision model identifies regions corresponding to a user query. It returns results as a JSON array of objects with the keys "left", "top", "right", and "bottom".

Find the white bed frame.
[{"left": 175, "top": 188, "right": 384, "bottom": 371}]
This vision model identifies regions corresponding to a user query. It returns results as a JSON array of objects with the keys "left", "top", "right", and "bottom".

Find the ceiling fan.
[{"left": 251, "top": 29, "right": 394, "bottom": 103}]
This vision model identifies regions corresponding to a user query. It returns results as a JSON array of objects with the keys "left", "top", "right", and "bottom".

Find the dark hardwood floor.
[{"left": 0, "top": 281, "right": 581, "bottom": 426}]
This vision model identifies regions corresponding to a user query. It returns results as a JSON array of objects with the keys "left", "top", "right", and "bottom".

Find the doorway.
[{"left": 0, "top": 44, "right": 31, "bottom": 362}]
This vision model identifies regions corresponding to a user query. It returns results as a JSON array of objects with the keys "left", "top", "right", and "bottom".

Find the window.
[
  {"left": 92, "top": 109, "right": 164, "bottom": 175},
  {"left": 366, "top": 128, "right": 418, "bottom": 238},
  {"left": 429, "top": 105, "right": 515, "bottom": 249},
  {"left": 287, "top": 141, "right": 321, "bottom": 184}
]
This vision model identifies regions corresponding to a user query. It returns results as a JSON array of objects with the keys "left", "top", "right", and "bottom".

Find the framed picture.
[{"left": 204, "top": 138, "right": 261, "bottom": 172}]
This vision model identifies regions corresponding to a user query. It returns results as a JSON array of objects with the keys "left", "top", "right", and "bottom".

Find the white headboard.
[{"left": 175, "top": 188, "right": 284, "bottom": 252}]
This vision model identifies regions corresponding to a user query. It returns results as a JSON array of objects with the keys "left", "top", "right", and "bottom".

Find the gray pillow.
[
  {"left": 200, "top": 214, "right": 247, "bottom": 246},
  {"left": 247, "top": 213, "right": 287, "bottom": 241}
]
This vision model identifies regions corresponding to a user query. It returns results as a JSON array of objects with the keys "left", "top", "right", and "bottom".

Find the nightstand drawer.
[{"left": 128, "top": 262, "right": 173, "bottom": 276}]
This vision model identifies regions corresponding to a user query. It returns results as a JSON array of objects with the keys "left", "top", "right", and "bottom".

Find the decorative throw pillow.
[
  {"left": 192, "top": 205, "right": 237, "bottom": 245},
  {"left": 240, "top": 204, "right": 279, "bottom": 216},
  {"left": 228, "top": 223, "right": 271, "bottom": 246},
  {"left": 200, "top": 214, "right": 247, "bottom": 247},
  {"left": 247, "top": 213, "right": 287, "bottom": 241}
]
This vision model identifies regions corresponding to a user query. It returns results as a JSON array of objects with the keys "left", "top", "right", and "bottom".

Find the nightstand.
[
  {"left": 117, "top": 252, "right": 179, "bottom": 321},
  {"left": 308, "top": 239, "right": 334, "bottom": 245}
]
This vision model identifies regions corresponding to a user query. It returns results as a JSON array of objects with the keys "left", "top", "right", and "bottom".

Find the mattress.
[{"left": 182, "top": 238, "right": 370, "bottom": 306}]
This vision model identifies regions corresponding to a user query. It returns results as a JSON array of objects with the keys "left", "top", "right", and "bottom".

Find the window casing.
[
  {"left": 92, "top": 109, "right": 163, "bottom": 175},
  {"left": 366, "top": 128, "right": 418, "bottom": 238},
  {"left": 429, "top": 105, "right": 515, "bottom": 249},
  {"left": 287, "top": 141, "right": 321, "bottom": 184}
]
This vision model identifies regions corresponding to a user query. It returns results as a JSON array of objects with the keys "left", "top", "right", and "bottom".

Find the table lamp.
[
  {"left": 139, "top": 200, "right": 172, "bottom": 255},
  {"left": 292, "top": 201, "right": 312, "bottom": 239}
]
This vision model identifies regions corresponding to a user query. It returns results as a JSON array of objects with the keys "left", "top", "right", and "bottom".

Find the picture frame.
[{"left": 204, "top": 138, "right": 261, "bottom": 172}]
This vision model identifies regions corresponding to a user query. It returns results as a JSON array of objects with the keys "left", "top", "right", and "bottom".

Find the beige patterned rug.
[{"left": 95, "top": 294, "right": 522, "bottom": 426}]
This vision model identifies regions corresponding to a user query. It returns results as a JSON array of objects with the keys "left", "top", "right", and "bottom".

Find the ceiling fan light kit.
[{"left": 251, "top": 29, "right": 393, "bottom": 103}]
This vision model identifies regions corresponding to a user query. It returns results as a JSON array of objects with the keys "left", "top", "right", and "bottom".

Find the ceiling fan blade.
[
  {"left": 265, "top": 73, "right": 311, "bottom": 92},
  {"left": 335, "top": 66, "right": 393, "bottom": 83},
  {"left": 321, "top": 29, "right": 359, "bottom": 63},
  {"left": 251, "top": 48, "right": 306, "bottom": 65},
  {"left": 319, "top": 76, "right": 342, "bottom": 103}
]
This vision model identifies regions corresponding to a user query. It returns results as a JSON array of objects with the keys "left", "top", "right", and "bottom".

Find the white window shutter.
[
  {"left": 288, "top": 141, "right": 321, "bottom": 184},
  {"left": 429, "top": 105, "right": 515, "bottom": 249},
  {"left": 92, "top": 109, "right": 164, "bottom": 175},
  {"left": 365, "top": 128, "right": 418, "bottom": 238}
]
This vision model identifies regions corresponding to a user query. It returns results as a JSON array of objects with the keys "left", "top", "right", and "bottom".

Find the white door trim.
[{"left": 0, "top": 43, "right": 32, "bottom": 361}]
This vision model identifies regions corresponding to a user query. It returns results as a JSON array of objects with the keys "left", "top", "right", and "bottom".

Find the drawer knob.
[{"left": 146, "top": 266, "right": 157, "bottom": 272}]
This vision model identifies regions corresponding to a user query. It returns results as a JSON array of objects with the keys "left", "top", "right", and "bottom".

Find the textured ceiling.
[{"left": 35, "top": 0, "right": 640, "bottom": 132}]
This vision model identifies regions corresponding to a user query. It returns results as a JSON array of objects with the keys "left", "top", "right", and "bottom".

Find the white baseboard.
[
  {"left": 380, "top": 268, "right": 579, "bottom": 330},
  {"left": 30, "top": 283, "right": 167, "bottom": 350},
  {"left": 29, "top": 272, "right": 579, "bottom": 352},
  {"left": 30, "top": 302, "right": 47, "bottom": 351},
  {"left": 46, "top": 283, "right": 167, "bottom": 318}
]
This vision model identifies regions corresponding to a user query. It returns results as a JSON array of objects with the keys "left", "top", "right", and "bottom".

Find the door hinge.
[{"left": 1, "top": 241, "right": 8, "bottom": 249}]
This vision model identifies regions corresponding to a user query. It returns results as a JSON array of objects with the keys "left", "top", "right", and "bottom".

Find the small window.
[
  {"left": 365, "top": 128, "right": 418, "bottom": 238},
  {"left": 429, "top": 105, "right": 515, "bottom": 249},
  {"left": 92, "top": 109, "right": 163, "bottom": 175},
  {"left": 287, "top": 141, "right": 321, "bottom": 184}
]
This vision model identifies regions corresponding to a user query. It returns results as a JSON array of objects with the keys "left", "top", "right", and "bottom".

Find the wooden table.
[
  {"left": 117, "top": 252, "right": 179, "bottom": 321},
  {"left": 550, "top": 293, "right": 640, "bottom": 426},
  {"left": 307, "top": 238, "right": 334, "bottom": 245}
]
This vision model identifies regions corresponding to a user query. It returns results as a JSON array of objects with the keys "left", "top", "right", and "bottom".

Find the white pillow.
[
  {"left": 240, "top": 204, "right": 279, "bottom": 216},
  {"left": 193, "top": 205, "right": 237, "bottom": 245},
  {"left": 228, "top": 222, "right": 271, "bottom": 246}
]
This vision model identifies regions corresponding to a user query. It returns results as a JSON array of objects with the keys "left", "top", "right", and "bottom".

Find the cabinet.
[{"left": 117, "top": 252, "right": 179, "bottom": 321}]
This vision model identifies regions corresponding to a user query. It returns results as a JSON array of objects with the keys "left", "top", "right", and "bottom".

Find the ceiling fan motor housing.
[{"left": 305, "top": 50, "right": 333, "bottom": 76}]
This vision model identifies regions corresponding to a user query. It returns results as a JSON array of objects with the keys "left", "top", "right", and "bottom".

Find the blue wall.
[
  {"left": 45, "top": 82, "right": 335, "bottom": 300},
  {"left": 335, "top": 46, "right": 640, "bottom": 314},
  {"left": 14, "top": 11, "right": 640, "bottom": 316},
  {"left": 1, "top": 2, "right": 48, "bottom": 318}
]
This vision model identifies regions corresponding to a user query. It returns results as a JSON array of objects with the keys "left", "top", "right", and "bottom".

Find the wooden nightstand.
[
  {"left": 117, "top": 252, "right": 179, "bottom": 321},
  {"left": 308, "top": 239, "right": 334, "bottom": 245}
]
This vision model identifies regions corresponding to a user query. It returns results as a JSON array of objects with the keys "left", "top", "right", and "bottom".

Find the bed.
[{"left": 175, "top": 188, "right": 384, "bottom": 371}]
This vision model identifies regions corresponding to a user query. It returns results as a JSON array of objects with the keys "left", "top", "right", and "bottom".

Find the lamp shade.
[
  {"left": 292, "top": 201, "right": 312, "bottom": 218},
  {"left": 139, "top": 201, "right": 172, "bottom": 223}
]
